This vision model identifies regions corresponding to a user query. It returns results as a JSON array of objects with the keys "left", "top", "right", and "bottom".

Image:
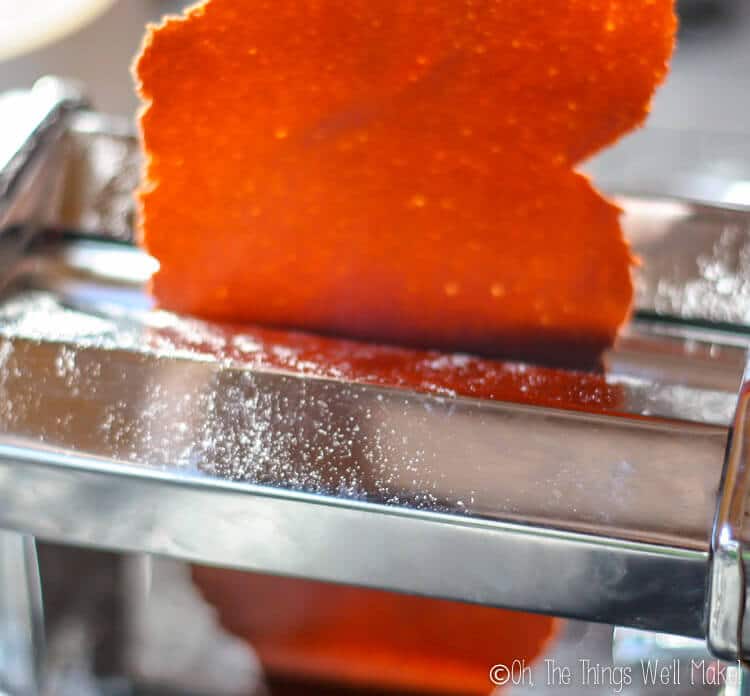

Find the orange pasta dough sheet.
[
  {"left": 135, "top": 0, "right": 676, "bottom": 367},
  {"left": 192, "top": 568, "right": 560, "bottom": 695}
]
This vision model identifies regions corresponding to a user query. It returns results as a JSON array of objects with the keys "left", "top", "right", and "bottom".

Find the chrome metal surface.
[
  {"left": 0, "top": 249, "right": 739, "bottom": 548},
  {"left": 0, "top": 440, "right": 709, "bottom": 639},
  {"left": 0, "top": 78, "right": 88, "bottom": 323},
  {"left": 0, "top": 531, "right": 45, "bottom": 696},
  {"left": 588, "top": 129, "right": 750, "bottom": 209},
  {"left": 622, "top": 196, "right": 750, "bottom": 328},
  {"left": 0, "top": 237, "right": 734, "bottom": 640},
  {"left": 4, "top": 81, "right": 750, "bottom": 656},
  {"left": 709, "top": 359, "right": 750, "bottom": 663},
  {"left": 56, "top": 112, "right": 139, "bottom": 242},
  {"left": 0, "top": 77, "right": 87, "bottom": 235}
]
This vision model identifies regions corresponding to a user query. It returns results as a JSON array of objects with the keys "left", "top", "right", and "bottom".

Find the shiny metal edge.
[
  {"left": 619, "top": 196, "right": 750, "bottom": 328},
  {"left": 709, "top": 358, "right": 750, "bottom": 663},
  {"left": 0, "top": 530, "right": 45, "bottom": 695},
  {"left": 0, "top": 79, "right": 88, "bottom": 297},
  {"left": 0, "top": 284, "right": 733, "bottom": 551},
  {"left": 15, "top": 235, "right": 746, "bottom": 427},
  {"left": 0, "top": 440, "right": 708, "bottom": 638},
  {"left": 587, "top": 127, "right": 750, "bottom": 211},
  {"left": 0, "top": 78, "right": 87, "bottom": 198},
  {"left": 0, "top": 79, "right": 87, "bottom": 219}
]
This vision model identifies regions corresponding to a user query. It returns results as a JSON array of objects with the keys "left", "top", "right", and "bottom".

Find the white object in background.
[{"left": 0, "top": 0, "right": 116, "bottom": 62}]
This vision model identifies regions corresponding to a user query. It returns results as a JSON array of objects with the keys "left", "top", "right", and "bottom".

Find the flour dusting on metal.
[
  {"left": 0, "top": 292, "right": 448, "bottom": 511},
  {"left": 629, "top": 199, "right": 750, "bottom": 325}
]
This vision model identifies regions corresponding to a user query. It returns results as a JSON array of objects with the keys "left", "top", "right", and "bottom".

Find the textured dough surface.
[{"left": 135, "top": 0, "right": 676, "bottom": 365}]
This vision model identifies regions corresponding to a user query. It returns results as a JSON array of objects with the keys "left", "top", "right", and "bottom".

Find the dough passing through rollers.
[
  {"left": 135, "top": 0, "right": 676, "bottom": 366},
  {"left": 134, "top": 2, "right": 675, "bottom": 692}
]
